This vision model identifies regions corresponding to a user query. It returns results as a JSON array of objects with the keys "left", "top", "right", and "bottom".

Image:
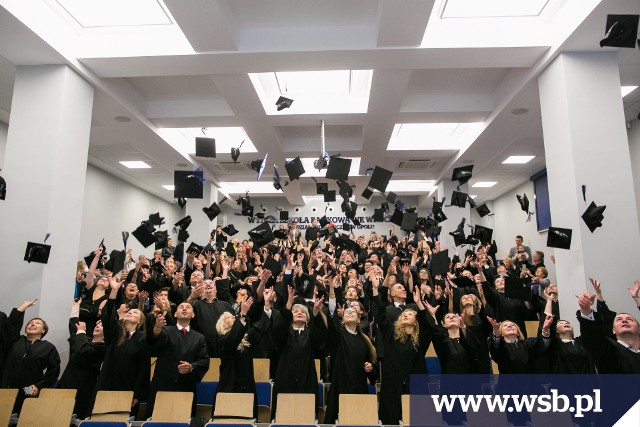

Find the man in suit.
[
  {"left": 507, "top": 235, "right": 531, "bottom": 260},
  {"left": 146, "top": 302, "right": 210, "bottom": 417},
  {"left": 304, "top": 218, "right": 319, "bottom": 243}
]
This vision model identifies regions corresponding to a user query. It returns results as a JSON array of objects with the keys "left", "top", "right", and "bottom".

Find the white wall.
[
  {"left": 484, "top": 180, "right": 557, "bottom": 283},
  {"left": 0, "top": 121, "right": 7, "bottom": 168},
  {"left": 79, "top": 164, "right": 182, "bottom": 259},
  {"left": 628, "top": 118, "right": 640, "bottom": 226}
]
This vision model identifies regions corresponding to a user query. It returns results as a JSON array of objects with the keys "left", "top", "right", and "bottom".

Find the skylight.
[
  {"left": 55, "top": 0, "right": 172, "bottom": 28},
  {"left": 161, "top": 185, "right": 175, "bottom": 191},
  {"left": 387, "top": 123, "right": 484, "bottom": 151},
  {"left": 249, "top": 70, "right": 373, "bottom": 115},
  {"left": 441, "top": 0, "right": 551, "bottom": 19},
  {"left": 472, "top": 182, "right": 497, "bottom": 188},
  {"left": 622, "top": 86, "right": 638, "bottom": 98},
  {"left": 503, "top": 155, "right": 535, "bottom": 164},
  {"left": 120, "top": 161, "right": 151, "bottom": 169},
  {"left": 286, "top": 158, "right": 361, "bottom": 178},
  {"left": 184, "top": 128, "right": 258, "bottom": 154},
  {"left": 385, "top": 180, "right": 437, "bottom": 193},
  {"left": 218, "top": 181, "right": 282, "bottom": 195}
]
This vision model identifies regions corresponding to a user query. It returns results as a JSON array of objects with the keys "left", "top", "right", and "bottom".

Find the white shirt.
[
  {"left": 177, "top": 325, "right": 191, "bottom": 333},
  {"left": 617, "top": 340, "right": 640, "bottom": 354}
]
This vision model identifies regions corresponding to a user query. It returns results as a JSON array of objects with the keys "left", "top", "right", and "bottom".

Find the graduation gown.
[
  {"left": 373, "top": 295, "right": 430, "bottom": 425},
  {"left": 271, "top": 308, "right": 327, "bottom": 418},
  {"left": 59, "top": 318, "right": 107, "bottom": 419},
  {"left": 94, "top": 299, "right": 150, "bottom": 406},
  {"left": 489, "top": 334, "right": 549, "bottom": 374},
  {"left": 1, "top": 335, "right": 60, "bottom": 413},
  {"left": 0, "top": 308, "right": 23, "bottom": 377},
  {"left": 191, "top": 298, "right": 234, "bottom": 357},
  {"left": 464, "top": 311, "right": 492, "bottom": 374},
  {"left": 482, "top": 283, "right": 528, "bottom": 338},
  {"left": 145, "top": 324, "right": 209, "bottom": 417},
  {"left": 577, "top": 310, "right": 640, "bottom": 374},
  {"left": 425, "top": 315, "right": 472, "bottom": 374},
  {"left": 547, "top": 335, "right": 596, "bottom": 374},
  {"left": 323, "top": 312, "right": 377, "bottom": 424}
]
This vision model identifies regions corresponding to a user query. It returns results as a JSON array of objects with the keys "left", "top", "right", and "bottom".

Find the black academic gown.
[
  {"left": 270, "top": 308, "right": 327, "bottom": 418},
  {"left": 482, "top": 283, "right": 528, "bottom": 338},
  {"left": 1, "top": 328, "right": 61, "bottom": 413},
  {"left": 323, "top": 312, "right": 377, "bottom": 424},
  {"left": 94, "top": 299, "right": 150, "bottom": 411},
  {"left": 464, "top": 310, "right": 492, "bottom": 374},
  {"left": 212, "top": 311, "right": 272, "bottom": 419},
  {"left": 548, "top": 335, "right": 596, "bottom": 374},
  {"left": 577, "top": 310, "right": 640, "bottom": 374},
  {"left": 373, "top": 295, "right": 430, "bottom": 425},
  {"left": 0, "top": 309, "right": 23, "bottom": 378},
  {"left": 145, "top": 324, "right": 209, "bottom": 417},
  {"left": 489, "top": 334, "right": 549, "bottom": 374},
  {"left": 191, "top": 298, "right": 234, "bottom": 357},
  {"left": 425, "top": 315, "right": 473, "bottom": 374},
  {"left": 59, "top": 318, "right": 107, "bottom": 419}
]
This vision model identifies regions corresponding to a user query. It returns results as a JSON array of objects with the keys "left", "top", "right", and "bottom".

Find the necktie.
[
  {"left": 399, "top": 304, "right": 406, "bottom": 311},
  {"left": 182, "top": 328, "right": 187, "bottom": 336}
]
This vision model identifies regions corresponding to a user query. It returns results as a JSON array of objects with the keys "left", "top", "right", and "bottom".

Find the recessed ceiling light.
[
  {"left": 621, "top": 86, "right": 638, "bottom": 97},
  {"left": 472, "top": 181, "right": 497, "bottom": 188},
  {"left": 219, "top": 181, "right": 282, "bottom": 195},
  {"left": 387, "top": 123, "right": 484, "bottom": 150},
  {"left": 161, "top": 185, "right": 175, "bottom": 191},
  {"left": 510, "top": 108, "right": 529, "bottom": 115},
  {"left": 113, "top": 116, "right": 131, "bottom": 122},
  {"left": 119, "top": 161, "right": 151, "bottom": 169},
  {"left": 503, "top": 155, "right": 535, "bottom": 164},
  {"left": 56, "top": 0, "right": 172, "bottom": 28},
  {"left": 385, "top": 180, "right": 437, "bottom": 193},
  {"left": 441, "top": 0, "right": 550, "bottom": 18},
  {"left": 469, "top": 195, "right": 478, "bottom": 199}
]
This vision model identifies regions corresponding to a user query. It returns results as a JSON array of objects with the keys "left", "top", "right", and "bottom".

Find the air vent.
[
  {"left": 397, "top": 159, "right": 438, "bottom": 169},
  {"left": 213, "top": 162, "right": 253, "bottom": 173}
]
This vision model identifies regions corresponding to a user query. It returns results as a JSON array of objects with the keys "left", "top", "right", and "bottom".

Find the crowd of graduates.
[{"left": 1, "top": 220, "right": 639, "bottom": 425}]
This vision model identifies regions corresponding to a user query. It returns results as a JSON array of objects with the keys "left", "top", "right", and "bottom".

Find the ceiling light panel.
[
  {"left": 387, "top": 122, "right": 484, "bottom": 150},
  {"left": 219, "top": 181, "right": 282, "bottom": 195},
  {"left": 441, "top": 0, "right": 551, "bottom": 18},
  {"left": 621, "top": 86, "right": 638, "bottom": 98},
  {"left": 249, "top": 70, "right": 373, "bottom": 115},
  {"left": 385, "top": 180, "right": 437, "bottom": 193},
  {"left": 120, "top": 161, "right": 152, "bottom": 169},
  {"left": 161, "top": 185, "right": 175, "bottom": 191},
  {"left": 55, "top": 0, "right": 172, "bottom": 28},
  {"left": 472, "top": 181, "right": 497, "bottom": 188},
  {"left": 502, "top": 155, "right": 535, "bottom": 164}
]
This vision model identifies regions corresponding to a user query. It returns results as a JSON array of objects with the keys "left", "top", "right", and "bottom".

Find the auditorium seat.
[
  {"left": 147, "top": 391, "right": 192, "bottom": 423},
  {"left": 337, "top": 394, "right": 378, "bottom": 425},
  {"left": 274, "top": 393, "right": 316, "bottom": 424},
  {"left": 90, "top": 390, "right": 134, "bottom": 422},
  {"left": 17, "top": 397, "right": 74, "bottom": 427},
  {"left": 0, "top": 389, "right": 17, "bottom": 427},
  {"left": 210, "top": 392, "right": 254, "bottom": 423}
]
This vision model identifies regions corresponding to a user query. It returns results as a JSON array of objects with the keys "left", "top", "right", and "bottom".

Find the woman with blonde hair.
[
  {"left": 94, "top": 277, "right": 150, "bottom": 414},
  {"left": 372, "top": 273, "right": 430, "bottom": 425}
]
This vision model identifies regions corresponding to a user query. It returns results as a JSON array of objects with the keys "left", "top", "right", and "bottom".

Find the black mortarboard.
[
  {"left": 174, "top": 170, "right": 204, "bottom": 199},
  {"left": 202, "top": 203, "right": 222, "bottom": 221},
  {"left": 263, "top": 254, "right": 282, "bottom": 277},
  {"left": 342, "top": 222, "right": 352, "bottom": 232},
  {"left": 195, "top": 137, "right": 216, "bottom": 158},
  {"left": 337, "top": 180, "right": 353, "bottom": 200},
  {"left": 148, "top": 212, "right": 165, "bottom": 226},
  {"left": 451, "top": 191, "right": 467, "bottom": 208},
  {"left": 476, "top": 204, "right": 491, "bottom": 218},
  {"left": 276, "top": 96, "right": 293, "bottom": 111},
  {"left": 473, "top": 224, "right": 493, "bottom": 245},
  {"left": 341, "top": 200, "right": 358, "bottom": 217},
  {"left": 132, "top": 223, "right": 156, "bottom": 248},
  {"left": 154, "top": 230, "right": 169, "bottom": 250},
  {"left": 326, "top": 157, "right": 351, "bottom": 181},
  {"left": 390, "top": 209, "right": 404, "bottom": 226},
  {"left": 24, "top": 242, "right": 51, "bottom": 264},
  {"left": 423, "top": 217, "right": 441, "bottom": 237},
  {"left": 401, "top": 212, "right": 418, "bottom": 231},
  {"left": 255, "top": 212, "right": 266, "bottom": 219},
  {"left": 177, "top": 198, "right": 187, "bottom": 209},
  {"left": 285, "top": 157, "right": 305, "bottom": 181},
  {"left": 248, "top": 222, "right": 275, "bottom": 248},
  {"left": 335, "top": 233, "right": 359, "bottom": 253},
  {"left": 547, "top": 227, "right": 572, "bottom": 250},
  {"left": 319, "top": 215, "right": 329, "bottom": 227},
  {"left": 186, "top": 242, "right": 204, "bottom": 254},
  {"left": 371, "top": 208, "right": 385, "bottom": 222},
  {"left": 467, "top": 195, "right": 477, "bottom": 209},
  {"left": 449, "top": 228, "right": 465, "bottom": 246},
  {"left": 465, "top": 235, "right": 479, "bottom": 245},
  {"left": 250, "top": 153, "right": 269, "bottom": 181},
  {"left": 581, "top": 202, "right": 606, "bottom": 233},
  {"left": 177, "top": 229, "right": 190, "bottom": 242},
  {"left": 273, "top": 229, "right": 288, "bottom": 239},
  {"left": 504, "top": 277, "right": 531, "bottom": 301},
  {"left": 174, "top": 215, "right": 192, "bottom": 230},
  {"left": 222, "top": 224, "right": 239, "bottom": 236},
  {"left": 104, "top": 250, "right": 126, "bottom": 275},
  {"left": 600, "top": 14, "right": 639, "bottom": 48},
  {"left": 517, "top": 193, "right": 530, "bottom": 212},
  {"left": 316, "top": 182, "right": 328, "bottom": 195},
  {"left": 386, "top": 192, "right": 398, "bottom": 204},
  {"left": 452, "top": 165, "right": 473, "bottom": 187},
  {"left": 452, "top": 276, "right": 474, "bottom": 289},
  {"left": 0, "top": 173, "right": 5, "bottom": 200},
  {"left": 368, "top": 166, "right": 393, "bottom": 193},
  {"left": 279, "top": 210, "right": 289, "bottom": 221},
  {"left": 434, "top": 209, "right": 448, "bottom": 223},
  {"left": 324, "top": 190, "right": 336, "bottom": 202},
  {"left": 430, "top": 250, "right": 449, "bottom": 276},
  {"left": 225, "top": 242, "right": 235, "bottom": 257},
  {"left": 83, "top": 240, "right": 106, "bottom": 269},
  {"left": 361, "top": 188, "right": 373, "bottom": 200}
]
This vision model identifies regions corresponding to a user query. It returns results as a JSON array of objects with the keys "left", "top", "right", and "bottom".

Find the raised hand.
[
  {"left": 76, "top": 321, "right": 87, "bottom": 332},
  {"left": 313, "top": 295, "right": 325, "bottom": 316},
  {"left": 542, "top": 314, "right": 554, "bottom": 332},
  {"left": 240, "top": 296, "right": 254, "bottom": 315},
  {"left": 588, "top": 277, "right": 603, "bottom": 298},
  {"left": 628, "top": 280, "right": 640, "bottom": 300},
  {"left": 337, "top": 303, "right": 345, "bottom": 319},
  {"left": 413, "top": 287, "right": 425, "bottom": 310},
  {"left": 364, "top": 362, "right": 373, "bottom": 373},
  {"left": 487, "top": 316, "right": 501, "bottom": 336},
  {"left": 425, "top": 302, "right": 439, "bottom": 319},
  {"left": 576, "top": 290, "right": 596, "bottom": 315},
  {"left": 154, "top": 311, "right": 167, "bottom": 334},
  {"left": 17, "top": 299, "right": 38, "bottom": 312}
]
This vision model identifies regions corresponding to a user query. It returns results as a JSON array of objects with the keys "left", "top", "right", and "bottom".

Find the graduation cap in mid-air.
[
  {"left": 276, "top": 96, "right": 294, "bottom": 111},
  {"left": 581, "top": 202, "right": 606, "bottom": 233},
  {"left": 547, "top": 226, "right": 572, "bottom": 250},
  {"left": 452, "top": 165, "right": 474, "bottom": 189},
  {"left": 516, "top": 193, "right": 534, "bottom": 222},
  {"left": 600, "top": 14, "right": 639, "bottom": 48}
]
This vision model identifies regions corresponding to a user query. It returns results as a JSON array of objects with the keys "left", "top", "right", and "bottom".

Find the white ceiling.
[{"left": 0, "top": 0, "right": 638, "bottom": 208}]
